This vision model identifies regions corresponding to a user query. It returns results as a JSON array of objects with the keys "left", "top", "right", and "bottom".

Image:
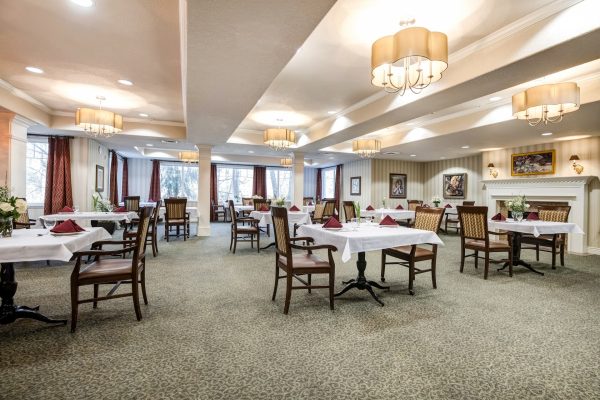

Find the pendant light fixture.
[{"left": 75, "top": 96, "right": 123, "bottom": 138}]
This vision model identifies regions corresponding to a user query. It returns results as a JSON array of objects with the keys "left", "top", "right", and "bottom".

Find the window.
[
  {"left": 322, "top": 167, "right": 336, "bottom": 199},
  {"left": 160, "top": 162, "right": 198, "bottom": 200},
  {"left": 217, "top": 165, "right": 254, "bottom": 204},
  {"left": 26, "top": 141, "right": 49, "bottom": 204},
  {"left": 267, "top": 167, "right": 292, "bottom": 200}
]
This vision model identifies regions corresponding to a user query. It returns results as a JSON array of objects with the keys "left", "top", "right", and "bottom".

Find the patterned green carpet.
[{"left": 1, "top": 223, "right": 599, "bottom": 399}]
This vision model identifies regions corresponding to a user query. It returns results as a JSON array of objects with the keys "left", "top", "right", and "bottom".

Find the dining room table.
[
  {"left": 40, "top": 211, "right": 139, "bottom": 224},
  {"left": 249, "top": 210, "right": 312, "bottom": 249},
  {"left": 0, "top": 227, "right": 111, "bottom": 326},
  {"left": 361, "top": 208, "right": 415, "bottom": 221},
  {"left": 302, "top": 205, "right": 315, "bottom": 214},
  {"left": 488, "top": 218, "right": 584, "bottom": 275},
  {"left": 298, "top": 221, "right": 443, "bottom": 306}
]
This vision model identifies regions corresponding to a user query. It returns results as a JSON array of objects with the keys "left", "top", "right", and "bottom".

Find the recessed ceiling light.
[
  {"left": 406, "top": 122, "right": 415, "bottom": 126},
  {"left": 146, "top": 143, "right": 153, "bottom": 147},
  {"left": 71, "top": 0, "right": 94, "bottom": 7},
  {"left": 440, "top": 156, "right": 446, "bottom": 159},
  {"left": 248, "top": 150, "right": 255, "bottom": 154},
  {"left": 118, "top": 79, "right": 133, "bottom": 86},
  {"left": 139, "top": 113, "right": 149, "bottom": 117},
  {"left": 541, "top": 132, "right": 553, "bottom": 136},
  {"left": 409, "top": 154, "right": 417, "bottom": 157},
  {"left": 327, "top": 111, "right": 337, "bottom": 115},
  {"left": 489, "top": 96, "right": 502, "bottom": 102},
  {"left": 383, "top": 151, "right": 398, "bottom": 155},
  {"left": 25, "top": 66, "right": 44, "bottom": 74},
  {"left": 461, "top": 145, "right": 470, "bottom": 149}
]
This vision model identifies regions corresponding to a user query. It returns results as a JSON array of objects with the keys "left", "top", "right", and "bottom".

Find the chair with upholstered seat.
[
  {"left": 521, "top": 205, "right": 571, "bottom": 268},
  {"left": 271, "top": 207, "right": 337, "bottom": 314},
  {"left": 303, "top": 197, "right": 314, "bottom": 206},
  {"left": 124, "top": 196, "right": 140, "bottom": 212},
  {"left": 228, "top": 200, "right": 260, "bottom": 253},
  {"left": 322, "top": 200, "right": 336, "bottom": 221},
  {"left": 211, "top": 199, "right": 226, "bottom": 222},
  {"left": 312, "top": 203, "right": 326, "bottom": 223},
  {"left": 457, "top": 206, "right": 512, "bottom": 279},
  {"left": 164, "top": 198, "right": 189, "bottom": 241},
  {"left": 70, "top": 207, "right": 152, "bottom": 332},
  {"left": 12, "top": 198, "right": 36, "bottom": 229},
  {"left": 380, "top": 207, "right": 444, "bottom": 295},
  {"left": 444, "top": 200, "right": 475, "bottom": 233},
  {"left": 342, "top": 201, "right": 356, "bottom": 223},
  {"left": 397, "top": 199, "right": 423, "bottom": 227},
  {"left": 124, "top": 200, "right": 160, "bottom": 257}
]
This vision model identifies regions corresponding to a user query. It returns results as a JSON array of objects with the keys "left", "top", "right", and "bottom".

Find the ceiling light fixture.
[
  {"left": 327, "top": 111, "right": 337, "bottom": 115},
  {"left": 512, "top": 82, "right": 580, "bottom": 126},
  {"left": 487, "top": 163, "right": 498, "bottom": 178},
  {"left": 263, "top": 128, "right": 296, "bottom": 151},
  {"left": 118, "top": 79, "right": 133, "bottom": 86},
  {"left": 146, "top": 143, "right": 153, "bottom": 147},
  {"left": 489, "top": 96, "right": 502, "bottom": 102},
  {"left": 569, "top": 154, "right": 584, "bottom": 175},
  {"left": 139, "top": 113, "right": 149, "bottom": 117},
  {"left": 409, "top": 154, "right": 417, "bottom": 157},
  {"left": 461, "top": 145, "right": 470, "bottom": 149},
  {"left": 71, "top": 0, "right": 94, "bottom": 7},
  {"left": 280, "top": 157, "right": 293, "bottom": 167},
  {"left": 541, "top": 132, "right": 553, "bottom": 136},
  {"left": 25, "top": 66, "right": 44, "bottom": 74},
  {"left": 179, "top": 151, "right": 199, "bottom": 163},
  {"left": 371, "top": 19, "right": 448, "bottom": 95},
  {"left": 248, "top": 150, "right": 255, "bottom": 154},
  {"left": 75, "top": 96, "right": 123, "bottom": 138},
  {"left": 352, "top": 139, "right": 381, "bottom": 158}
]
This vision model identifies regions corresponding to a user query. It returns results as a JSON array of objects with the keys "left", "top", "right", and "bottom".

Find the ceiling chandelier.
[
  {"left": 280, "top": 157, "right": 293, "bottom": 167},
  {"left": 352, "top": 139, "right": 381, "bottom": 158},
  {"left": 512, "top": 82, "right": 580, "bottom": 126},
  {"left": 263, "top": 128, "right": 296, "bottom": 151},
  {"left": 179, "top": 151, "right": 199, "bottom": 163},
  {"left": 371, "top": 19, "right": 448, "bottom": 95},
  {"left": 75, "top": 96, "right": 123, "bottom": 138}
]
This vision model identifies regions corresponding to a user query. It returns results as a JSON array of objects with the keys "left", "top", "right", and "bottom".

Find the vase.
[
  {"left": 0, "top": 216, "right": 13, "bottom": 238},
  {"left": 512, "top": 211, "right": 523, "bottom": 222},
  {"left": 433, "top": 202, "right": 440, "bottom": 208}
]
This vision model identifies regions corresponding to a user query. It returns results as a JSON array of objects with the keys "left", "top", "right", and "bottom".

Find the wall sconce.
[
  {"left": 487, "top": 163, "right": 498, "bottom": 178},
  {"left": 569, "top": 155, "right": 584, "bottom": 174}
]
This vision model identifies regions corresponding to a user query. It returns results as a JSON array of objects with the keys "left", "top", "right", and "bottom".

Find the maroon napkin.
[
  {"left": 322, "top": 217, "right": 342, "bottom": 229},
  {"left": 60, "top": 206, "right": 74, "bottom": 213},
  {"left": 422, "top": 204, "right": 430, "bottom": 208},
  {"left": 445, "top": 204, "right": 452, "bottom": 208},
  {"left": 259, "top": 205, "right": 270, "bottom": 212},
  {"left": 308, "top": 201, "right": 313, "bottom": 206},
  {"left": 379, "top": 215, "right": 397, "bottom": 226},
  {"left": 527, "top": 212, "right": 539, "bottom": 221},
  {"left": 289, "top": 205, "right": 300, "bottom": 211},
  {"left": 396, "top": 204, "right": 404, "bottom": 210},
  {"left": 491, "top": 213, "right": 506, "bottom": 221},
  {"left": 114, "top": 206, "right": 127, "bottom": 212},
  {"left": 51, "top": 219, "right": 85, "bottom": 233},
  {"left": 366, "top": 205, "right": 375, "bottom": 211}
]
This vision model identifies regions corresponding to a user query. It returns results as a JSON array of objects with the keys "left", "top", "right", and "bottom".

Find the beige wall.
[
  {"left": 342, "top": 159, "right": 371, "bottom": 208},
  {"left": 0, "top": 112, "right": 29, "bottom": 197},
  {"left": 371, "top": 159, "right": 424, "bottom": 208},
  {"left": 423, "top": 154, "right": 483, "bottom": 206}
]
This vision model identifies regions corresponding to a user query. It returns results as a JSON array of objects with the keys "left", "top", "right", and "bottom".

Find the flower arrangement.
[
  {"left": 431, "top": 195, "right": 442, "bottom": 207},
  {"left": 273, "top": 197, "right": 285, "bottom": 207},
  {"left": 0, "top": 185, "right": 27, "bottom": 237},
  {"left": 92, "top": 192, "right": 113, "bottom": 212},
  {"left": 354, "top": 201, "right": 361, "bottom": 219},
  {"left": 382, "top": 197, "right": 387, "bottom": 209},
  {"left": 507, "top": 195, "right": 530, "bottom": 221},
  {"left": 251, "top": 195, "right": 263, "bottom": 199}
]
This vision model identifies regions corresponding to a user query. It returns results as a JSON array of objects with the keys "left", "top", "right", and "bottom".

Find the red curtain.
[
  {"left": 210, "top": 163, "right": 217, "bottom": 221},
  {"left": 253, "top": 166, "right": 266, "bottom": 197},
  {"left": 334, "top": 164, "right": 342, "bottom": 214},
  {"left": 148, "top": 160, "right": 161, "bottom": 201},
  {"left": 44, "top": 137, "right": 73, "bottom": 214},
  {"left": 121, "top": 157, "right": 129, "bottom": 202},
  {"left": 109, "top": 150, "right": 119, "bottom": 205},
  {"left": 315, "top": 168, "right": 322, "bottom": 202}
]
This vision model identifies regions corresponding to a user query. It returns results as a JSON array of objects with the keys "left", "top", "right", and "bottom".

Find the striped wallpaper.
[
  {"left": 370, "top": 159, "right": 424, "bottom": 209},
  {"left": 422, "top": 154, "right": 483, "bottom": 206},
  {"left": 127, "top": 157, "right": 152, "bottom": 201},
  {"left": 341, "top": 159, "right": 371, "bottom": 207},
  {"left": 303, "top": 167, "right": 318, "bottom": 199}
]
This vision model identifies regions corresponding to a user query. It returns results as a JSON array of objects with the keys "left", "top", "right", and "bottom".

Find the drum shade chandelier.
[
  {"left": 512, "top": 82, "right": 580, "bottom": 126},
  {"left": 371, "top": 19, "right": 448, "bottom": 94},
  {"left": 179, "top": 151, "right": 199, "bottom": 163},
  {"left": 75, "top": 96, "right": 123, "bottom": 138},
  {"left": 263, "top": 128, "right": 296, "bottom": 151},
  {"left": 280, "top": 157, "right": 293, "bottom": 167},
  {"left": 352, "top": 139, "right": 381, "bottom": 158}
]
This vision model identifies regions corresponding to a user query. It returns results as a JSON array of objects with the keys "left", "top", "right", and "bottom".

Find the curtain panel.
[
  {"left": 253, "top": 166, "right": 266, "bottom": 198},
  {"left": 121, "top": 157, "right": 129, "bottom": 202},
  {"left": 315, "top": 168, "right": 322, "bottom": 202},
  {"left": 109, "top": 151, "right": 119, "bottom": 205},
  {"left": 334, "top": 164, "right": 342, "bottom": 215},
  {"left": 210, "top": 163, "right": 217, "bottom": 221},
  {"left": 44, "top": 137, "right": 73, "bottom": 214},
  {"left": 148, "top": 160, "right": 161, "bottom": 201}
]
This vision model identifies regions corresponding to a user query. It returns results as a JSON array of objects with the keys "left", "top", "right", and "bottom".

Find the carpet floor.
[{"left": 1, "top": 223, "right": 599, "bottom": 399}]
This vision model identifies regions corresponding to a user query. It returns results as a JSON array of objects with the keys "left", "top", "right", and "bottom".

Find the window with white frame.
[
  {"left": 159, "top": 162, "right": 199, "bottom": 200},
  {"left": 267, "top": 167, "right": 292, "bottom": 200},
  {"left": 216, "top": 165, "right": 254, "bottom": 204},
  {"left": 321, "top": 167, "right": 336, "bottom": 199},
  {"left": 26, "top": 141, "right": 49, "bottom": 204}
]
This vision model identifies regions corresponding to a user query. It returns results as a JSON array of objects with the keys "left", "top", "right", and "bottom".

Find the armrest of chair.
[
  {"left": 290, "top": 236, "right": 314, "bottom": 244},
  {"left": 489, "top": 231, "right": 509, "bottom": 236},
  {"left": 74, "top": 245, "right": 136, "bottom": 259},
  {"left": 290, "top": 243, "right": 337, "bottom": 252}
]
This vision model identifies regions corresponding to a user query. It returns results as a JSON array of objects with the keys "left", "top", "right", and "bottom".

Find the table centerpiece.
[{"left": 0, "top": 186, "right": 27, "bottom": 238}]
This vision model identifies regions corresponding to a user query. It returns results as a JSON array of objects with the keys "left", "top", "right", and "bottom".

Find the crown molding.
[
  {"left": 0, "top": 78, "right": 52, "bottom": 113},
  {"left": 51, "top": 110, "right": 185, "bottom": 127}
]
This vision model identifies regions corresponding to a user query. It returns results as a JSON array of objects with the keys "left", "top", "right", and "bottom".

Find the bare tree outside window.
[
  {"left": 322, "top": 167, "right": 336, "bottom": 199},
  {"left": 160, "top": 163, "right": 198, "bottom": 200},
  {"left": 216, "top": 165, "right": 253, "bottom": 203},
  {"left": 26, "top": 141, "right": 49, "bottom": 204},
  {"left": 267, "top": 167, "right": 291, "bottom": 200}
]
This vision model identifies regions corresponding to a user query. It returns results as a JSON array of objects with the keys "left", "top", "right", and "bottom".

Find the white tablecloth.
[
  {"left": 40, "top": 211, "right": 139, "bottom": 223},
  {"left": 160, "top": 207, "right": 199, "bottom": 223},
  {"left": 298, "top": 223, "right": 443, "bottom": 263},
  {"left": 249, "top": 211, "right": 311, "bottom": 227},
  {"left": 488, "top": 220, "right": 584, "bottom": 237},
  {"left": 444, "top": 207, "right": 458, "bottom": 215},
  {"left": 0, "top": 227, "right": 111, "bottom": 263},
  {"left": 361, "top": 209, "right": 415, "bottom": 220},
  {"left": 302, "top": 205, "right": 315, "bottom": 213}
]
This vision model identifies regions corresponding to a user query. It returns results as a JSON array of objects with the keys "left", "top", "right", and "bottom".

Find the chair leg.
[
  {"left": 536, "top": 244, "right": 539, "bottom": 261},
  {"left": 257, "top": 232, "right": 260, "bottom": 253},
  {"left": 70, "top": 283, "right": 79, "bottom": 333},
  {"left": 560, "top": 244, "right": 565, "bottom": 266},
  {"left": 93, "top": 284, "right": 99, "bottom": 309},
  {"left": 283, "top": 275, "right": 292, "bottom": 315},
  {"left": 229, "top": 230, "right": 233, "bottom": 251},
  {"left": 508, "top": 249, "right": 513, "bottom": 277},
  {"left": 141, "top": 268, "right": 148, "bottom": 305},
  {"left": 272, "top": 266, "right": 279, "bottom": 301},
  {"left": 431, "top": 256, "right": 437, "bottom": 289},
  {"left": 460, "top": 246, "right": 465, "bottom": 273},
  {"left": 307, "top": 274, "right": 312, "bottom": 294},
  {"left": 380, "top": 252, "right": 386, "bottom": 282},
  {"left": 329, "top": 270, "right": 334, "bottom": 310},
  {"left": 474, "top": 251, "right": 479, "bottom": 269},
  {"left": 408, "top": 260, "right": 415, "bottom": 295},
  {"left": 152, "top": 231, "right": 158, "bottom": 256},
  {"left": 250, "top": 234, "right": 254, "bottom": 248},
  {"left": 183, "top": 224, "right": 187, "bottom": 241},
  {"left": 551, "top": 245, "right": 556, "bottom": 269},
  {"left": 132, "top": 277, "right": 142, "bottom": 321},
  {"left": 232, "top": 233, "right": 237, "bottom": 254},
  {"left": 166, "top": 223, "right": 169, "bottom": 242},
  {"left": 484, "top": 252, "right": 489, "bottom": 280}
]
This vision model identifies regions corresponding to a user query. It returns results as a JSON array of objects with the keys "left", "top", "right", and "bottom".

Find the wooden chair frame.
[
  {"left": 164, "top": 198, "right": 190, "bottom": 241},
  {"left": 521, "top": 205, "right": 571, "bottom": 269},
  {"left": 228, "top": 200, "right": 260, "bottom": 253}
]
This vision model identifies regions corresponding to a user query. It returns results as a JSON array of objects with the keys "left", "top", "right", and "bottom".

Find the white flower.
[
  {"left": 0, "top": 202, "right": 14, "bottom": 212},
  {"left": 525, "top": 203, "right": 530, "bottom": 208}
]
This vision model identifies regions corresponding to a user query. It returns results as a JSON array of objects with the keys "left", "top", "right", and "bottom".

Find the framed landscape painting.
[
  {"left": 95, "top": 165, "right": 104, "bottom": 192},
  {"left": 443, "top": 173, "right": 466, "bottom": 199},
  {"left": 389, "top": 173, "right": 407, "bottom": 199},
  {"left": 511, "top": 149, "right": 556, "bottom": 176},
  {"left": 350, "top": 176, "right": 361, "bottom": 195}
]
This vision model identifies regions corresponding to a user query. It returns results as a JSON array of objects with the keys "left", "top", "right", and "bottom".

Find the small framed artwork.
[
  {"left": 389, "top": 173, "right": 407, "bottom": 199},
  {"left": 95, "top": 165, "right": 104, "bottom": 192},
  {"left": 350, "top": 176, "right": 361, "bottom": 195},
  {"left": 511, "top": 149, "right": 556, "bottom": 176},
  {"left": 443, "top": 173, "right": 466, "bottom": 199}
]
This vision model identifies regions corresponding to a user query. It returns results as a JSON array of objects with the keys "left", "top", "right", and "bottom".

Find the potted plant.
[
  {"left": 507, "top": 195, "right": 530, "bottom": 222},
  {"left": 91, "top": 192, "right": 117, "bottom": 234},
  {"left": 431, "top": 195, "right": 442, "bottom": 208},
  {"left": 0, "top": 186, "right": 27, "bottom": 238},
  {"left": 382, "top": 197, "right": 387, "bottom": 209}
]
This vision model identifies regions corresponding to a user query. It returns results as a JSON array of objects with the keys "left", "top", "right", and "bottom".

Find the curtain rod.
[{"left": 27, "top": 133, "right": 75, "bottom": 139}]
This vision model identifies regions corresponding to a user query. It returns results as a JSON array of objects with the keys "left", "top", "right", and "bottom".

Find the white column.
[
  {"left": 0, "top": 112, "right": 32, "bottom": 197},
  {"left": 293, "top": 152, "right": 304, "bottom": 207},
  {"left": 196, "top": 145, "right": 212, "bottom": 236}
]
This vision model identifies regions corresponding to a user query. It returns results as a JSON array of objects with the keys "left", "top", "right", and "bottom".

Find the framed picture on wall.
[
  {"left": 389, "top": 173, "right": 407, "bottom": 199},
  {"left": 443, "top": 173, "right": 466, "bottom": 199},
  {"left": 95, "top": 165, "right": 104, "bottom": 192},
  {"left": 511, "top": 149, "right": 555, "bottom": 176},
  {"left": 350, "top": 176, "right": 361, "bottom": 195}
]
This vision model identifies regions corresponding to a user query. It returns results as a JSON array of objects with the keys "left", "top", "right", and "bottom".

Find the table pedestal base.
[
  {"left": 497, "top": 232, "right": 544, "bottom": 276},
  {"left": 335, "top": 252, "right": 389, "bottom": 306}
]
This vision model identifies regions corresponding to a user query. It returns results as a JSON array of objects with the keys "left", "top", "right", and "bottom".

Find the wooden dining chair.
[
  {"left": 124, "top": 200, "right": 160, "bottom": 257},
  {"left": 303, "top": 197, "right": 314, "bottom": 206},
  {"left": 70, "top": 207, "right": 152, "bottom": 332},
  {"left": 521, "top": 205, "right": 571, "bottom": 269},
  {"left": 312, "top": 203, "right": 326, "bottom": 223},
  {"left": 164, "top": 198, "right": 189, "bottom": 241},
  {"left": 12, "top": 198, "right": 36, "bottom": 229},
  {"left": 457, "top": 206, "right": 512, "bottom": 280},
  {"left": 462, "top": 201, "right": 475, "bottom": 206},
  {"left": 342, "top": 201, "right": 356, "bottom": 223},
  {"left": 252, "top": 198, "right": 271, "bottom": 236},
  {"left": 211, "top": 199, "right": 226, "bottom": 222},
  {"left": 322, "top": 200, "right": 336, "bottom": 221},
  {"left": 124, "top": 196, "right": 140, "bottom": 212},
  {"left": 380, "top": 207, "right": 444, "bottom": 295},
  {"left": 271, "top": 207, "right": 337, "bottom": 314},
  {"left": 407, "top": 200, "right": 423, "bottom": 211},
  {"left": 228, "top": 200, "right": 260, "bottom": 253}
]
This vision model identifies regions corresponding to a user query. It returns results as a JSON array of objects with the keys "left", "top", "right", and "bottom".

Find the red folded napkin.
[
  {"left": 322, "top": 216, "right": 342, "bottom": 229},
  {"left": 491, "top": 213, "right": 506, "bottom": 221},
  {"left": 259, "top": 205, "right": 270, "bottom": 212},
  {"left": 51, "top": 219, "right": 85, "bottom": 233},
  {"left": 445, "top": 204, "right": 452, "bottom": 208},
  {"left": 366, "top": 205, "right": 375, "bottom": 211},
  {"left": 289, "top": 205, "right": 300, "bottom": 211},
  {"left": 60, "top": 206, "right": 74, "bottom": 213},
  {"left": 114, "top": 206, "right": 127, "bottom": 212},
  {"left": 527, "top": 212, "right": 539, "bottom": 221},
  {"left": 308, "top": 201, "right": 313, "bottom": 205},
  {"left": 395, "top": 204, "right": 404, "bottom": 210},
  {"left": 379, "top": 215, "right": 397, "bottom": 226}
]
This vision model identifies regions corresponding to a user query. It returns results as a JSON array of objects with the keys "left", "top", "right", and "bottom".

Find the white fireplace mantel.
[{"left": 481, "top": 176, "right": 596, "bottom": 254}]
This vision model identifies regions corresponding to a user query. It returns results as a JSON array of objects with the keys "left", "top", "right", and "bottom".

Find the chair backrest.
[
  {"left": 151, "top": 200, "right": 161, "bottom": 228},
  {"left": 164, "top": 198, "right": 187, "bottom": 220},
  {"left": 407, "top": 200, "right": 423, "bottom": 211},
  {"left": 253, "top": 198, "right": 270, "bottom": 211},
  {"left": 313, "top": 203, "right": 325, "bottom": 220},
  {"left": 228, "top": 200, "right": 238, "bottom": 224},
  {"left": 124, "top": 196, "right": 140, "bottom": 212},
  {"left": 271, "top": 206, "right": 292, "bottom": 261},
  {"left": 457, "top": 206, "right": 488, "bottom": 241},
  {"left": 303, "top": 197, "right": 314, "bottom": 206},
  {"left": 133, "top": 207, "right": 152, "bottom": 265},
  {"left": 13, "top": 197, "right": 31, "bottom": 229},
  {"left": 323, "top": 200, "right": 335, "bottom": 218},
  {"left": 538, "top": 205, "right": 571, "bottom": 222},
  {"left": 462, "top": 201, "right": 475, "bottom": 206},
  {"left": 413, "top": 206, "right": 444, "bottom": 233},
  {"left": 342, "top": 201, "right": 356, "bottom": 222},
  {"left": 242, "top": 197, "right": 253, "bottom": 206}
]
